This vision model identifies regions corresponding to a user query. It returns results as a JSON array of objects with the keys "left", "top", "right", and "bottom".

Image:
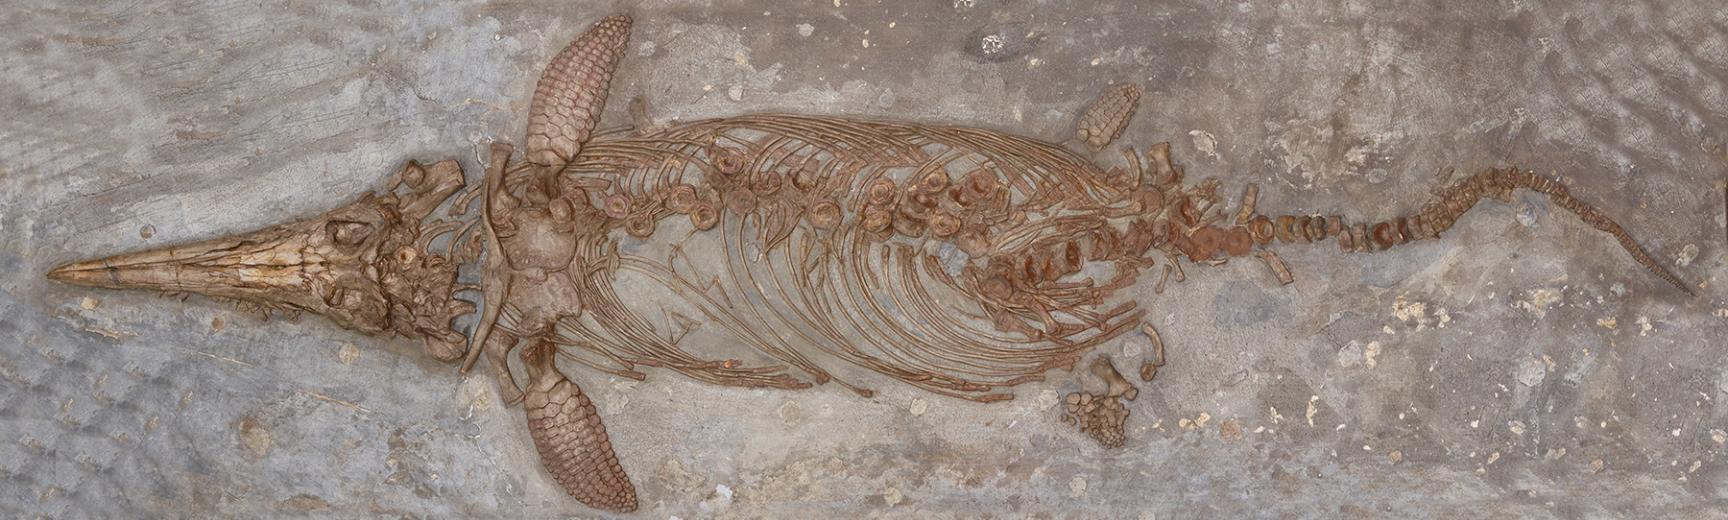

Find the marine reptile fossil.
[{"left": 46, "top": 14, "right": 1696, "bottom": 513}]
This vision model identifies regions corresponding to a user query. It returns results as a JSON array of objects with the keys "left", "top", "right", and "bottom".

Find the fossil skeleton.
[{"left": 45, "top": 14, "right": 1696, "bottom": 513}]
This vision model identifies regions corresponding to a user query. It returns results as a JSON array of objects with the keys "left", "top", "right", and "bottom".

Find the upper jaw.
[
  {"left": 46, "top": 225, "right": 324, "bottom": 308},
  {"left": 46, "top": 158, "right": 479, "bottom": 360}
]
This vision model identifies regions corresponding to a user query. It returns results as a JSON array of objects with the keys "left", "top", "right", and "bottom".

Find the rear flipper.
[
  {"left": 1249, "top": 167, "right": 1693, "bottom": 296},
  {"left": 521, "top": 339, "right": 638, "bottom": 512}
]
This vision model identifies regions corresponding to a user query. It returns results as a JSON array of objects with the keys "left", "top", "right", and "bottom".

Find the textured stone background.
[{"left": 4, "top": 0, "right": 1727, "bottom": 518}]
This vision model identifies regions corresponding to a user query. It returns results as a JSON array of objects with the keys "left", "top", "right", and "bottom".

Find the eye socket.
[{"left": 326, "top": 220, "right": 374, "bottom": 246}]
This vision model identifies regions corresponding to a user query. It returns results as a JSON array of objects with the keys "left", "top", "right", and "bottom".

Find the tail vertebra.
[{"left": 1249, "top": 167, "right": 1693, "bottom": 296}]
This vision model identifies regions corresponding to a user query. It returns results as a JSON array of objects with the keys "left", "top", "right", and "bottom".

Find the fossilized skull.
[{"left": 48, "top": 160, "right": 477, "bottom": 361}]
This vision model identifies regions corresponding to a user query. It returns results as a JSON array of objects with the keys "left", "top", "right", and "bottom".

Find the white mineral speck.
[
  {"left": 338, "top": 342, "right": 360, "bottom": 365},
  {"left": 1069, "top": 475, "right": 1087, "bottom": 497},
  {"left": 1120, "top": 338, "right": 1143, "bottom": 359},
  {"left": 1188, "top": 130, "right": 1219, "bottom": 159},
  {"left": 1035, "top": 389, "right": 1059, "bottom": 411},
  {"left": 1336, "top": 341, "right": 1363, "bottom": 367},
  {"left": 1516, "top": 202, "right": 1539, "bottom": 227},
  {"left": 1675, "top": 243, "right": 1698, "bottom": 267},
  {"left": 700, "top": 484, "right": 734, "bottom": 511},
  {"left": 981, "top": 34, "right": 1004, "bottom": 54},
  {"left": 883, "top": 486, "right": 903, "bottom": 506},
  {"left": 1517, "top": 357, "right": 1546, "bottom": 387}
]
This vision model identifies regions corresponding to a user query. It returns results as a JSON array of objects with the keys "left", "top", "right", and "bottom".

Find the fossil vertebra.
[{"left": 46, "top": 13, "right": 1695, "bottom": 513}]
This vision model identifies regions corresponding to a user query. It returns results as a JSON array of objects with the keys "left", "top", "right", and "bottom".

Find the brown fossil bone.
[
  {"left": 1076, "top": 83, "right": 1141, "bottom": 152},
  {"left": 1258, "top": 167, "right": 1695, "bottom": 296},
  {"left": 1062, "top": 390, "right": 1130, "bottom": 448},
  {"left": 47, "top": 159, "right": 475, "bottom": 362},
  {"left": 1090, "top": 356, "right": 1137, "bottom": 400},
  {"left": 1234, "top": 183, "right": 1259, "bottom": 225},
  {"left": 1062, "top": 356, "right": 1138, "bottom": 447},
  {"left": 522, "top": 340, "right": 637, "bottom": 511},
  {"left": 1257, "top": 250, "right": 1294, "bottom": 286},
  {"left": 44, "top": 10, "right": 1702, "bottom": 515},
  {"left": 1138, "top": 322, "right": 1166, "bottom": 382},
  {"left": 467, "top": 14, "right": 643, "bottom": 512},
  {"left": 526, "top": 14, "right": 632, "bottom": 168}
]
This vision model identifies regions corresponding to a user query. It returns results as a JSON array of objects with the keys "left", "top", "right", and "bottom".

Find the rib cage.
[{"left": 520, "top": 115, "right": 1150, "bottom": 400}]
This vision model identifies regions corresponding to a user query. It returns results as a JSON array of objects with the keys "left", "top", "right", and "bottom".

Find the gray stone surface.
[{"left": 3, "top": 0, "right": 1727, "bottom": 518}]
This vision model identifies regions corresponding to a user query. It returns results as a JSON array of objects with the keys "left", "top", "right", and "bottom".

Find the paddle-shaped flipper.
[
  {"left": 522, "top": 340, "right": 637, "bottom": 512},
  {"left": 526, "top": 14, "right": 633, "bottom": 167}
]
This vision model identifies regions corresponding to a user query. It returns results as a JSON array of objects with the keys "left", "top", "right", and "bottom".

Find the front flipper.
[
  {"left": 526, "top": 14, "right": 633, "bottom": 168},
  {"left": 522, "top": 340, "right": 638, "bottom": 512}
]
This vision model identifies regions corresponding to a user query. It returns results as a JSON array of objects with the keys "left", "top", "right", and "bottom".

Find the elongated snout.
[
  {"left": 46, "top": 158, "right": 477, "bottom": 358},
  {"left": 48, "top": 227, "right": 322, "bottom": 306}
]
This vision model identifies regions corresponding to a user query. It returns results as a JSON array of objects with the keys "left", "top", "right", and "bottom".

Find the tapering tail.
[{"left": 1246, "top": 167, "right": 1693, "bottom": 296}]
